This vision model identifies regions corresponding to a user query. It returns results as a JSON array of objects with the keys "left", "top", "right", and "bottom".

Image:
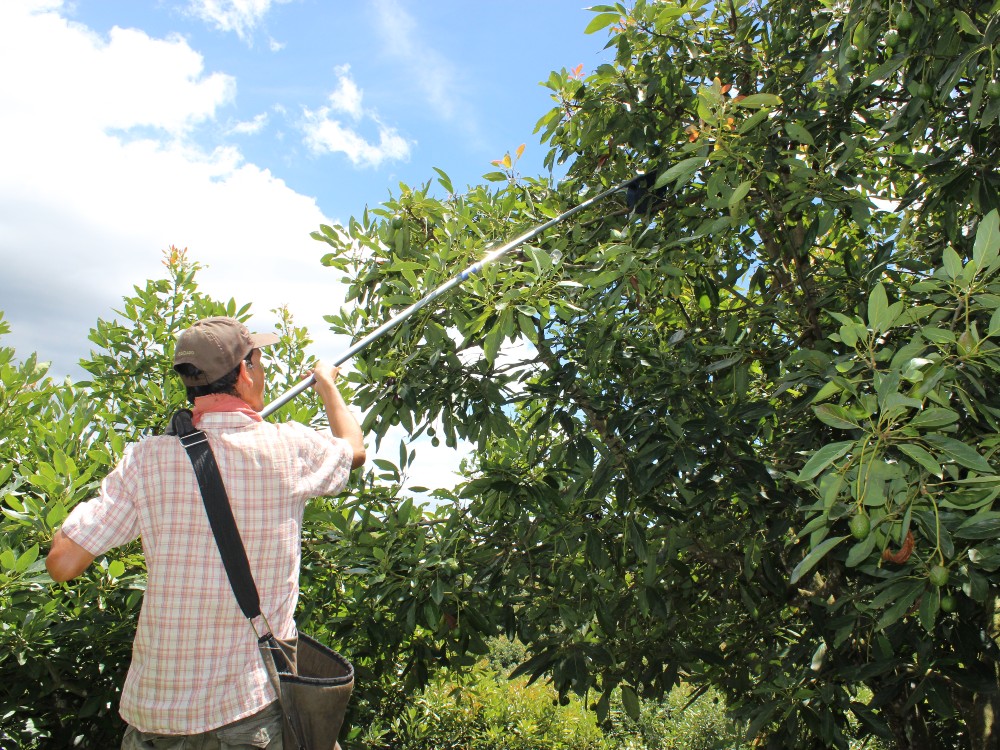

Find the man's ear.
[{"left": 235, "top": 361, "right": 254, "bottom": 394}]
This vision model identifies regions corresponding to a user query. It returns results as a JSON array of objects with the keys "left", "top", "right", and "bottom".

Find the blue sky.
[{"left": 0, "top": 0, "right": 615, "bottom": 488}]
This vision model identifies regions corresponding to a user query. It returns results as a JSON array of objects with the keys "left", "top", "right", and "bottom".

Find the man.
[{"left": 46, "top": 316, "right": 366, "bottom": 749}]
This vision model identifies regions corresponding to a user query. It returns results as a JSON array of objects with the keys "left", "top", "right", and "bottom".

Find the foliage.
[
  {"left": 1, "top": 310, "right": 136, "bottom": 748},
  {"left": 601, "top": 682, "right": 748, "bottom": 750},
  {"left": 297, "top": 479, "right": 502, "bottom": 741},
  {"left": 387, "top": 666, "right": 610, "bottom": 750},
  {"left": 310, "top": 0, "right": 1000, "bottom": 747}
]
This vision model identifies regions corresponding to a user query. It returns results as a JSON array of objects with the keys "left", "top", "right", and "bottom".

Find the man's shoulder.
[{"left": 272, "top": 419, "right": 337, "bottom": 443}]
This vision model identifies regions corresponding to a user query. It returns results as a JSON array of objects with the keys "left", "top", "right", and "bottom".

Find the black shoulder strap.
[{"left": 170, "top": 409, "right": 261, "bottom": 621}]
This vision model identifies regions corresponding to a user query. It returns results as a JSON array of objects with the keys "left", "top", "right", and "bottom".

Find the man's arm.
[
  {"left": 46, "top": 529, "right": 96, "bottom": 582},
  {"left": 311, "top": 362, "right": 366, "bottom": 469}
]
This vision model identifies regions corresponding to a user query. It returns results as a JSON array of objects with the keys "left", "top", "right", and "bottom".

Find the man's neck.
[{"left": 191, "top": 394, "right": 262, "bottom": 426}]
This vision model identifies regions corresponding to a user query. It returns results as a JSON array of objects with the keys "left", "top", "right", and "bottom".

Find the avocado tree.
[{"left": 311, "top": 0, "right": 1000, "bottom": 747}]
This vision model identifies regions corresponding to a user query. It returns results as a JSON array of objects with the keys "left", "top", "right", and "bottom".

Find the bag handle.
[{"left": 169, "top": 409, "right": 262, "bottom": 621}]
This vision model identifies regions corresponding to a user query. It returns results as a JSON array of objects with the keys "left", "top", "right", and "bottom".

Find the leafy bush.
[
  {"left": 0, "top": 310, "right": 136, "bottom": 748},
  {"left": 602, "top": 683, "right": 747, "bottom": 750},
  {"left": 483, "top": 635, "right": 528, "bottom": 673},
  {"left": 386, "top": 667, "right": 611, "bottom": 750}
]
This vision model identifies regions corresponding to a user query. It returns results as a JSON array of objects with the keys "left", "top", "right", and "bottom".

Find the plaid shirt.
[{"left": 60, "top": 412, "right": 352, "bottom": 734}]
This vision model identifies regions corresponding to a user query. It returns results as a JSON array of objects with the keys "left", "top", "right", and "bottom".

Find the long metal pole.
[{"left": 259, "top": 175, "right": 642, "bottom": 419}]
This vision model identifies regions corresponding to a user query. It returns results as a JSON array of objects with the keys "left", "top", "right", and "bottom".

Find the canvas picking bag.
[{"left": 170, "top": 410, "right": 354, "bottom": 750}]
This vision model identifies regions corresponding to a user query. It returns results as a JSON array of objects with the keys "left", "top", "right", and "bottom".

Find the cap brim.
[{"left": 250, "top": 332, "right": 280, "bottom": 348}]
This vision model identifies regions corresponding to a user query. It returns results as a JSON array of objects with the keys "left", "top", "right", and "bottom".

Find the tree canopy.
[{"left": 311, "top": 0, "right": 1000, "bottom": 746}]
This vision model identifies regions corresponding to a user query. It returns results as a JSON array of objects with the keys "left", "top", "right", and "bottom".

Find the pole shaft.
[{"left": 259, "top": 176, "right": 640, "bottom": 419}]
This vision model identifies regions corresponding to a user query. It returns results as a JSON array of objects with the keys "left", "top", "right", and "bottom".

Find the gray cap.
[{"left": 173, "top": 317, "right": 279, "bottom": 386}]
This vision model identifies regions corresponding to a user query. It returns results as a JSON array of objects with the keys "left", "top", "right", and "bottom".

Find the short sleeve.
[{"left": 60, "top": 444, "right": 142, "bottom": 556}]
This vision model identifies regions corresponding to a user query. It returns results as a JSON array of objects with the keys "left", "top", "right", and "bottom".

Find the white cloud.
[
  {"left": 0, "top": 1, "right": 347, "bottom": 377},
  {"left": 300, "top": 67, "right": 412, "bottom": 168},
  {"left": 327, "top": 65, "right": 364, "bottom": 120},
  {"left": 302, "top": 116, "right": 410, "bottom": 168},
  {"left": 228, "top": 112, "right": 269, "bottom": 135},
  {"left": 3, "top": 13, "right": 234, "bottom": 138},
  {"left": 187, "top": 0, "right": 287, "bottom": 42}
]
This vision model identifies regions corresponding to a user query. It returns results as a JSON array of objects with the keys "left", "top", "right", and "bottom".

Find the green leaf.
[
  {"left": 791, "top": 535, "right": 847, "bottom": 584},
  {"left": 955, "top": 512, "right": 1000, "bottom": 540},
  {"left": 620, "top": 684, "right": 641, "bottom": 719},
  {"left": 810, "top": 640, "right": 828, "bottom": 671},
  {"left": 846, "top": 532, "right": 877, "bottom": 567},
  {"left": 653, "top": 157, "right": 705, "bottom": 189},
  {"left": 839, "top": 323, "right": 860, "bottom": 348},
  {"left": 483, "top": 323, "right": 503, "bottom": 364},
  {"left": 876, "top": 581, "right": 924, "bottom": 629},
  {"left": 909, "top": 408, "right": 959, "bottom": 429},
  {"left": 15, "top": 544, "right": 39, "bottom": 573},
  {"left": 974, "top": 210, "right": 1000, "bottom": 271},
  {"left": 897, "top": 444, "right": 942, "bottom": 476},
  {"left": 920, "top": 326, "right": 956, "bottom": 345},
  {"left": 968, "top": 547, "right": 1000, "bottom": 572},
  {"left": 746, "top": 702, "right": 780, "bottom": 740},
  {"left": 785, "top": 122, "right": 815, "bottom": 146},
  {"left": 705, "top": 356, "right": 741, "bottom": 373},
  {"left": 584, "top": 12, "right": 620, "bottom": 34},
  {"left": 924, "top": 435, "right": 993, "bottom": 473},
  {"left": 919, "top": 587, "right": 939, "bottom": 632},
  {"left": 432, "top": 167, "right": 454, "bottom": 194},
  {"left": 990, "top": 308, "right": 1000, "bottom": 337},
  {"left": 728, "top": 180, "right": 752, "bottom": 208},
  {"left": 108, "top": 560, "right": 126, "bottom": 578},
  {"left": 942, "top": 247, "right": 963, "bottom": 279},
  {"left": 657, "top": 6, "right": 687, "bottom": 25},
  {"left": 812, "top": 380, "right": 844, "bottom": 404},
  {"left": 734, "top": 93, "right": 782, "bottom": 109},
  {"left": 799, "top": 441, "right": 854, "bottom": 481},
  {"left": 954, "top": 9, "right": 981, "bottom": 36},
  {"left": 814, "top": 404, "right": 860, "bottom": 430},
  {"left": 867, "top": 283, "right": 890, "bottom": 332},
  {"left": 737, "top": 108, "right": 770, "bottom": 134},
  {"left": 524, "top": 246, "right": 551, "bottom": 275}
]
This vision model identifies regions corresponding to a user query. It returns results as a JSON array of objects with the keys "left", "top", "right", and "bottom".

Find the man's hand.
[
  {"left": 308, "top": 362, "right": 366, "bottom": 469},
  {"left": 46, "top": 529, "right": 96, "bottom": 582}
]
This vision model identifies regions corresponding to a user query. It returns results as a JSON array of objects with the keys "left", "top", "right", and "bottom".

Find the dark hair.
[{"left": 176, "top": 352, "right": 254, "bottom": 404}]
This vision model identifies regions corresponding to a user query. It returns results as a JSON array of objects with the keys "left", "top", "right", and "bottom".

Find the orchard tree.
[{"left": 312, "top": 0, "right": 1000, "bottom": 747}]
